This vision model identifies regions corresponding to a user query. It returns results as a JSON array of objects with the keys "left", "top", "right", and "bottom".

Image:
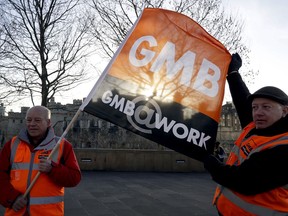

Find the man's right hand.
[
  {"left": 12, "top": 195, "right": 27, "bottom": 212},
  {"left": 228, "top": 53, "right": 242, "bottom": 74}
]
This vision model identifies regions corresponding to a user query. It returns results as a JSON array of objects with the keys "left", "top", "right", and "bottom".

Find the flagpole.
[
  {"left": 23, "top": 8, "right": 146, "bottom": 198},
  {"left": 23, "top": 109, "right": 82, "bottom": 198}
]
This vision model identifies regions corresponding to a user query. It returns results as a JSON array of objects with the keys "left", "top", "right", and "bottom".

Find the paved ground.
[{"left": 0, "top": 171, "right": 218, "bottom": 216}]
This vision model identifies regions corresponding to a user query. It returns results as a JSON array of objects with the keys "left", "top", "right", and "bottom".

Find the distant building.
[
  {"left": 216, "top": 102, "right": 241, "bottom": 151},
  {"left": 0, "top": 103, "right": 5, "bottom": 116},
  {"left": 0, "top": 99, "right": 242, "bottom": 151}
]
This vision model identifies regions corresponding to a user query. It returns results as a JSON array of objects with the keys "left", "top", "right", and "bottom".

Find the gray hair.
[{"left": 26, "top": 106, "right": 51, "bottom": 120}]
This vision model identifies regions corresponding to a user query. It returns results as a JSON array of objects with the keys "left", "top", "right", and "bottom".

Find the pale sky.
[
  {"left": 6, "top": 0, "right": 288, "bottom": 112},
  {"left": 223, "top": 0, "right": 288, "bottom": 100}
]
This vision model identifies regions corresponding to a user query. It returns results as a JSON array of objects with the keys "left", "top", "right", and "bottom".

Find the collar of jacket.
[
  {"left": 17, "top": 127, "right": 57, "bottom": 150},
  {"left": 246, "top": 116, "right": 288, "bottom": 138}
]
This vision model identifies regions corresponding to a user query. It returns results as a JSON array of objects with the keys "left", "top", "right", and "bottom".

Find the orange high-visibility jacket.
[
  {"left": 214, "top": 122, "right": 288, "bottom": 216},
  {"left": 5, "top": 136, "right": 65, "bottom": 216}
]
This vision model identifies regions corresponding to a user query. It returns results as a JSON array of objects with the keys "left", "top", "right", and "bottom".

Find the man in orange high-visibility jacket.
[
  {"left": 0, "top": 106, "right": 81, "bottom": 216},
  {"left": 204, "top": 53, "right": 288, "bottom": 215}
]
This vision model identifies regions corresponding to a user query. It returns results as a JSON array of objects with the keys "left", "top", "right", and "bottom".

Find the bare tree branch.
[
  {"left": 0, "top": 0, "right": 95, "bottom": 106},
  {"left": 88, "top": 0, "right": 256, "bottom": 81}
]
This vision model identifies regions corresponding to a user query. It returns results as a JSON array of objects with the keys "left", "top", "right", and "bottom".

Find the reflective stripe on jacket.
[
  {"left": 214, "top": 122, "right": 288, "bottom": 216},
  {"left": 5, "top": 135, "right": 65, "bottom": 216}
]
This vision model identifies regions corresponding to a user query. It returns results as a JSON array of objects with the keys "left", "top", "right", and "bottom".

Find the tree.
[
  {"left": 0, "top": 0, "right": 94, "bottom": 107},
  {"left": 88, "top": 0, "right": 256, "bottom": 80}
]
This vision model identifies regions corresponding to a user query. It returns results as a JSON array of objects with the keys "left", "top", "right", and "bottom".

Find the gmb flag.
[{"left": 80, "top": 8, "right": 231, "bottom": 161}]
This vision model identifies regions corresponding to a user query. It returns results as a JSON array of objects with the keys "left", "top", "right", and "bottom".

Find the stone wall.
[{"left": 75, "top": 149, "right": 205, "bottom": 172}]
